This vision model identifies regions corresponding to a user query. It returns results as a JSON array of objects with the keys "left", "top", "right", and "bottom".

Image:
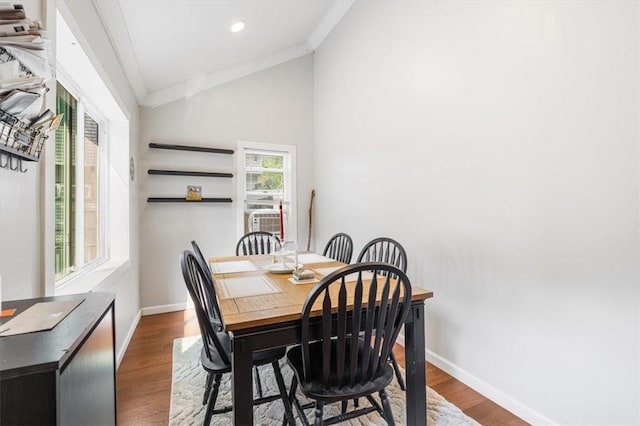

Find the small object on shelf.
[
  {"left": 149, "top": 142, "right": 234, "bottom": 155},
  {"left": 147, "top": 197, "right": 232, "bottom": 203},
  {"left": 186, "top": 185, "right": 202, "bottom": 201}
]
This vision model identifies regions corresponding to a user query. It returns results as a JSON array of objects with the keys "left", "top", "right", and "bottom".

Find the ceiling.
[{"left": 94, "top": 0, "right": 354, "bottom": 107}]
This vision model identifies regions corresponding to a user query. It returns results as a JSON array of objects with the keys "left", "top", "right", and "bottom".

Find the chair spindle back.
[
  {"left": 300, "top": 262, "right": 411, "bottom": 387},
  {"left": 322, "top": 232, "right": 354, "bottom": 264},
  {"left": 357, "top": 237, "right": 408, "bottom": 275},
  {"left": 236, "top": 231, "right": 281, "bottom": 256},
  {"left": 180, "top": 250, "right": 230, "bottom": 365}
]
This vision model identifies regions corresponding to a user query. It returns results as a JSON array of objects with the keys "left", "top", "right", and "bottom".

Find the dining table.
[{"left": 208, "top": 252, "right": 434, "bottom": 425}]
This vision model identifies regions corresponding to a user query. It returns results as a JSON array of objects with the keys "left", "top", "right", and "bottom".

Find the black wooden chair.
[
  {"left": 286, "top": 262, "right": 412, "bottom": 426},
  {"left": 191, "top": 240, "right": 269, "bottom": 400},
  {"left": 191, "top": 241, "right": 223, "bottom": 329},
  {"left": 356, "top": 237, "right": 407, "bottom": 275},
  {"left": 322, "top": 233, "right": 353, "bottom": 264},
  {"left": 180, "top": 250, "right": 295, "bottom": 426},
  {"left": 356, "top": 237, "right": 408, "bottom": 391},
  {"left": 236, "top": 231, "right": 281, "bottom": 255}
]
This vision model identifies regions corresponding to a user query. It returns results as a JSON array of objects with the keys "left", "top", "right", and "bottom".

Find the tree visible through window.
[
  {"left": 55, "top": 83, "right": 77, "bottom": 279},
  {"left": 54, "top": 82, "right": 102, "bottom": 282},
  {"left": 242, "top": 148, "right": 293, "bottom": 236}
]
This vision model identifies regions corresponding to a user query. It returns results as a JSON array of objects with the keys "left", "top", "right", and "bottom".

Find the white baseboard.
[
  {"left": 141, "top": 302, "right": 189, "bottom": 316},
  {"left": 426, "top": 350, "right": 557, "bottom": 426},
  {"left": 395, "top": 331, "right": 555, "bottom": 425},
  {"left": 116, "top": 309, "right": 141, "bottom": 370}
]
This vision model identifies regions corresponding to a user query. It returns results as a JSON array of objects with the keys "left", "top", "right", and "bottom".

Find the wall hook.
[
  {"left": 9, "top": 155, "right": 19, "bottom": 171},
  {"left": 0, "top": 152, "right": 7, "bottom": 169},
  {"left": 19, "top": 158, "right": 27, "bottom": 173}
]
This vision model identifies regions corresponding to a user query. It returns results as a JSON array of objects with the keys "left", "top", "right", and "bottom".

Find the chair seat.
[
  {"left": 201, "top": 331, "right": 287, "bottom": 373},
  {"left": 286, "top": 339, "right": 394, "bottom": 402}
]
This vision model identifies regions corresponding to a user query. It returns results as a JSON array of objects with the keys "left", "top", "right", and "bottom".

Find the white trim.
[
  {"left": 56, "top": 258, "right": 129, "bottom": 296},
  {"left": 396, "top": 331, "right": 555, "bottom": 425},
  {"left": 54, "top": 77, "right": 110, "bottom": 285},
  {"left": 307, "top": 0, "right": 355, "bottom": 50},
  {"left": 141, "top": 303, "right": 190, "bottom": 316},
  {"left": 426, "top": 349, "right": 558, "bottom": 426},
  {"left": 116, "top": 309, "right": 141, "bottom": 370},
  {"left": 75, "top": 99, "right": 85, "bottom": 268},
  {"left": 143, "top": 43, "right": 313, "bottom": 108},
  {"left": 56, "top": 1, "right": 133, "bottom": 119},
  {"left": 87, "top": 0, "right": 353, "bottom": 107},
  {"left": 92, "top": 0, "right": 148, "bottom": 104}
]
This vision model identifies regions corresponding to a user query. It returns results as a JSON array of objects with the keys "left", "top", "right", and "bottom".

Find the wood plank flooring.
[{"left": 117, "top": 310, "right": 528, "bottom": 425}]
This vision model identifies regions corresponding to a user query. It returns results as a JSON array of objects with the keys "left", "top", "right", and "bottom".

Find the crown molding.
[
  {"left": 143, "top": 42, "right": 313, "bottom": 108},
  {"left": 307, "top": 0, "right": 355, "bottom": 50},
  {"left": 94, "top": 0, "right": 352, "bottom": 107},
  {"left": 92, "top": 0, "right": 148, "bottom": 105}
]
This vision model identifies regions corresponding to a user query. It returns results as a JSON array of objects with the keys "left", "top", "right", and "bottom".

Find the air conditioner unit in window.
[{"left": 248, "top": 209, "right": 281, "bottom": 235}]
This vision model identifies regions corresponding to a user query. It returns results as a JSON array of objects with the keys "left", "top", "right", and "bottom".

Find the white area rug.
[{"left": 169, "top": 336, "right": 480, "bottom": 426}]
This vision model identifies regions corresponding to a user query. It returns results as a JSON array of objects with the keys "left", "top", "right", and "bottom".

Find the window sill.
[{"left": 55, "top": 257, "right": 130, "bottom": 296}]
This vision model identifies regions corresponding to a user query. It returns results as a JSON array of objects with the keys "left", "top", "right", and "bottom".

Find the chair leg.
[
  {"left": 390, "top": 352, "right": 405, "bottom": 391},
  {"left": 272, "top": 361, "right": 296, "bottom": 426},
  {"left": 341, "top": 400, "right": 348, "bottom": 414},
  {"left": 204, "top": 374, "right": 222, "bottom": 426},
  {"left": 379, "top": 388, "right": 395, "bottom": 426},
  {"left": 288, "top": 376, "right": 310, "bottom": 426},
  {"left": 314, "top": 401, "right": 324, "bottom": 426},
  {"left": 202, "top": 372, "right": 213, "bottom": 405},
  {"left": 254, "top": 366, "right": 264, "bottom": 398}
]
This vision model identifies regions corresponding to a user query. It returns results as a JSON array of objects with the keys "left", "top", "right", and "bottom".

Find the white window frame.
[
  {"left": 236, "top": 141, "right": 297, "bottom": 242},
  {"left": 54, "top": 72, "right": 109, "bottom": 287},
  {"left": 46, "top": 7, "right": 131, "bottom": 297}
]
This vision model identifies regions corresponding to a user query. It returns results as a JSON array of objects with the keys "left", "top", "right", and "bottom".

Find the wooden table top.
[{"left": 208, "top": 254, "right": 433, "bottom": 332}]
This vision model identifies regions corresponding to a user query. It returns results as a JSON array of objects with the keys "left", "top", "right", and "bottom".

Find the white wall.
[
  {"left": 139, "top": 55, "right": 314, "bottom": 311},
  {"left": 313, "top": 2, "right": 639, "bottom": 424},
  {"left": 0, "top": 0, "right": 141, "bottom": 362}
]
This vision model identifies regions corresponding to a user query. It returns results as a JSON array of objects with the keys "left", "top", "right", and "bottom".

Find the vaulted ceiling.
[{"left": 94, "top": 0, "right": 353, "bottom": 107}]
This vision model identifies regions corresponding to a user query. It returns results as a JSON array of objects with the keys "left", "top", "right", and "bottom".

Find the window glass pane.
[
  {"left": 244, "top": 151, "right": 285, "bottom": 210},
  {"left": 55, "top": 83, "right": 77, "bottom": 280},
  {"left": 243, "top": 150, "right": 288, "bottom": 234},
  {"left": 83, "top": 113, "right": 99, "bottom": 263}
]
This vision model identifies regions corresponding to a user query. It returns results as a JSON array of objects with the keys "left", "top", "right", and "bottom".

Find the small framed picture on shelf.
[{"left": 186, "top": 185, "right": 202, "bottom": 201}]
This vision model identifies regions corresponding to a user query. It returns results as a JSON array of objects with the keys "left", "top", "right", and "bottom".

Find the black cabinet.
[{"left": 0, "top": 292, "right": 116, "bottom": 425}]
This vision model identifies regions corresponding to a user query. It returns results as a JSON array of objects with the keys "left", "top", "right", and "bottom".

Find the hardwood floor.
[{"left": 117, "top": 310, "right": 528, "bottom": 425}]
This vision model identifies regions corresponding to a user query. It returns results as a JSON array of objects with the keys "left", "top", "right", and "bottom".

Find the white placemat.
[
  {"left": 313, "top": 266, "right": 374, "bottom": 282},
  {"left": 312, "top": 266, "right": 343, "bottom": 276},
  {"left": 210, "top": 260, "right": 257, "bottom": 274},
  {"left": 287, "top": 277, "right": 319, "bottom": 285},
  {"left": 217, "top": 276, "right": 281, "bottom": 300},
  {"left": 295, "top": 253, "right": 335, "bottom": 264}
]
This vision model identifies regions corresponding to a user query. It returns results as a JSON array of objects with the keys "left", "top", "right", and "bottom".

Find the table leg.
[
  {"left": 231, "top": 335, "right": 253, "bottom": 425},
  {"left": 404, "top": 301, "right": 426, "bottom": 425}
]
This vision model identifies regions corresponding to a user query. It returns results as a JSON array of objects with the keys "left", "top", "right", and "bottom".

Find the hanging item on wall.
[{"left": 0, "top": 3, "right": 55, "bottom": 173}]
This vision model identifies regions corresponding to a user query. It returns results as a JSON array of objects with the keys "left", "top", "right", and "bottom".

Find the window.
[
  {"left": 49, "top": 9, "right": 130, "bottom": 296},
  {"left": 237, "top": 142, "right": 296, "bottom": 240},
  {"left": 54, "top": 82, "right": 105, "bottom": 282}
]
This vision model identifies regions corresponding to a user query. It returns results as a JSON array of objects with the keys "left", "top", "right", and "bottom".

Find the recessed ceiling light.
[{"left": 231, "top": 21, "right": 245, "bottom": 33}]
